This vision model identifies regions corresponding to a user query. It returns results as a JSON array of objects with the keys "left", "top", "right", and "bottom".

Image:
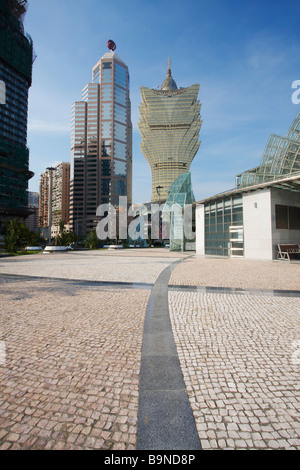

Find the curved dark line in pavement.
[
  {"left": 137, "top": 260, "right": 202, "bottom": 451},
  {"left": 168, "top": 284, "right": 300, "bottom": 298},
  {"left": 0, "top": 273, "right": 152, "bottom": 290}
]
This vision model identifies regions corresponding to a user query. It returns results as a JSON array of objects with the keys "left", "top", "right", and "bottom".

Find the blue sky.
[{"left": 24, "top": 0, "right": 300, "bottom": 203}]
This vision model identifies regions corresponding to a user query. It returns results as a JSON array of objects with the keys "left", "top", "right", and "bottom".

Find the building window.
[
  {"left": 275, "top": 204, "right": 300, "bottom": 230},
  {"left": 204, "top": 197, "right": 243, "bottom": 256}
]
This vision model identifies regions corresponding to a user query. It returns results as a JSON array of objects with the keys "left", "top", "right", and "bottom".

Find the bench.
[{"left": 277, "top": 244, "right": 300, "bottom": 260}]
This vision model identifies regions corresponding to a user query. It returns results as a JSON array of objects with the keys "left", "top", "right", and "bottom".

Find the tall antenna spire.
[{"left": 167, "top": 57, "right": 171, "bottom": 76}]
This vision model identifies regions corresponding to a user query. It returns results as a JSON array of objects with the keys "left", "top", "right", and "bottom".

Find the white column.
[{"left": 196, "top": 204, "right": 205, "bottom": 256}]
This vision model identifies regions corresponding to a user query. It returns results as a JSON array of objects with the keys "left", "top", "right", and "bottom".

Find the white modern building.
[{"left": 196, "top": 112, "right": 300, "bottom": 260}]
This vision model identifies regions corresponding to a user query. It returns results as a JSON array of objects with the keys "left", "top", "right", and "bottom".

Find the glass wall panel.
[
  {"left": 102, "top": 103, "right": 112, "bottom": 119},
  {"left": 101, "top": 140, "right": 111, "bottom": 157},
  {"left": 114, "top": 122, "right": 126, "bottom": 141},
  {"left": 102, "top": 85, "right": 112, "bottom": 101},
  {"left": 115, "top": 64, "right": 127, "bottom": 88},
  {"left": 102, "top": 122, "right": 111, "bottom": 138},
  {"left": 115, "top": 87, "right": 127, "bottom": 106},
  {"left": 114, "top": 141, "right": 126, "bottom": 159},
  {"left": 114, "top": 179, "right": 126, "bottom": 196},
  {"left": 114, "top": 159, "right": 126, "bottom": 177},
  {"left": 102, "top": 69, "right": 112, "bottom": 83},
  {"left": 204, "top": 196, "right": 244, "bottom": 257},
  {"left": 114, "top": 104, "right": 127, "bottom": 124},
  {"left": 102, "top": 160, "right": 111, "bottom": 176}
]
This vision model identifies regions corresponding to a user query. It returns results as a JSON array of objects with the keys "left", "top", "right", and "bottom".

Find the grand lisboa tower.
[{"left": 138, "top": 59, "right": 202, "bottom": 203}]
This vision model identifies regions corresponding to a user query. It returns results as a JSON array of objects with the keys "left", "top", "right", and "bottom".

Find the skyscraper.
[
  {"left": 138, "top": 59, "right": 202, "bottom": 203},
  {"left": 38, "top": 163, "right": 70, "bottom": 237},
  {"left": 0, "top": 0, "right": 34, "bottom": 227},
  {"left": 69, "top": 44, "right": 132, "bottom": 236}
]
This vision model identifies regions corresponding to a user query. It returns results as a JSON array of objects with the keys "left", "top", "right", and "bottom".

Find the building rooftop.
[
  {"left": 196, "top": 171, "right": 300, "bottom": 205},
  {"left": 100, "top": 51, "right": 126, "bottom": 66},
  {"left": 161, "top": 58, "right": 178, "bottom": 91}
]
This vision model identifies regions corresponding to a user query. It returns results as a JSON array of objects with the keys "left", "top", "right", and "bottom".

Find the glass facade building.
[
  {"left": 138, "top": 61, "right": 202, "bottom": 203},
  {"left": 0, "top": 0, "right": 34, "bottom": 226},
  {"left": 236, "top": 112, "right": 300, "bottom": 188},
  {"left": 69, "top": 50, "right": 132, "bottom": 235},
  {"left": 163, "top": 172, "right": 196, "bottom": 252}
]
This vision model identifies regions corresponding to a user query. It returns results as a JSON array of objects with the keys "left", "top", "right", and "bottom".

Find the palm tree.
[
  {"left": 4, "top": 219, "right": 22, "bottom": 253},
  {"left": 84, "top": 229, "right": 99, "bottom": 250},
  {"left": 53, "top": 221, "right": 75, "bottom": 246}
]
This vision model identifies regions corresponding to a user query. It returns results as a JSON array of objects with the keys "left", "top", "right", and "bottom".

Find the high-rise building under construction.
[
  {"left": 138, "top": 60, "right": 202, "bottom": 203},
  {"left": 69, "top": 44, "right": 132, "bottom": 236},
  {"left": 0, "top": 0, "right": 34, "bottom": 228}
]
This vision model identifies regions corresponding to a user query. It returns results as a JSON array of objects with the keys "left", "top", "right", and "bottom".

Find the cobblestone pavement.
[
  {"left": 0, "top": 250, "right": 299, "bottom": 450},
  {"left": 169, "top": 291, "right": 300, "bottom": 450},
  {"left": 169, "top": 256, "right": 300, "bottom": 291},
  {"left": 0, "top": 278, "right": 150, "bottom": 450},
  {"left": 169, "top": 256, "right": 300, "bottom": 450},
  {"left": 0, "top": 249, "right": 186, "bottom": 285}
]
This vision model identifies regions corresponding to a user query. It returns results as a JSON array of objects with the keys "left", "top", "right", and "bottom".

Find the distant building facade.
[
  {"left": 0, "top": 0, "right": 34, "bottom": 228},
  {"left": 138, "top": 60, "right": 202, "bottom": 203},
  {"left": 25, "top": 190, "right": 39, "bottom": 232},
  {"left": 38, "top": 170, "right": 50, "bottom": 229},
  {"left": 69, "top": 47, "right": 132, "bottom": 236},
  {"left": 39, "top": 163, "right": 70, "bottom": 236}
]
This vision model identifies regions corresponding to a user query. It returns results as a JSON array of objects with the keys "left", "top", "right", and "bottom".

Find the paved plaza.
[{"left": 0, "top": 249, "right": 299, "bottom": 450}]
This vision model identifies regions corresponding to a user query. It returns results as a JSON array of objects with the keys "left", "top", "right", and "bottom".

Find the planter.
[{"left": 43, "top": 246, "right": 67, "bottom": 254}]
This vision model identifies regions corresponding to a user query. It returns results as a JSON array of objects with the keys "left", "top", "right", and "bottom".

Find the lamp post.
[
  {"left": 156, "top": 185, "right": 163, "bottom": 243},
  {"left": 47, "top": 167, "right": 55, "bottom": 244}
]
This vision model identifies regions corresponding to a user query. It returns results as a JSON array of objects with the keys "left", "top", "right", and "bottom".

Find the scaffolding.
[
  {"left": 8, "top": 0, "right": 28, "bottom": 21},
  {"left": 0, "top": 0, "right": 33, "bottom": 219},
  {"left": 0, "top": 0, "right": 33, "bottom": 84}
]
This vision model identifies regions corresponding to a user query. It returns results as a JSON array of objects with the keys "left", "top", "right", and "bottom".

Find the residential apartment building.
[
  {"left": 69, "top": 46, "right": 132, "bottom": 236},
  {"left": 0, "top": 0, "right": 34, "bottom": 229},
  {"left": 51, "top": 162, "right": 70, "bottom": 227},
  {"left": 38, "top": 163, "right": 70, "bottom": 236}
]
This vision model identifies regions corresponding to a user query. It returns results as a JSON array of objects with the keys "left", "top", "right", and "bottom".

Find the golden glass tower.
[{"left": 138, "top": 60, "right": 202, "bottom": 203}]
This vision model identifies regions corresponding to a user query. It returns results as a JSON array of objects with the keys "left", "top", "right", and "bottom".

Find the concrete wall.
[
  {"left": 271, "top": 189, "right": 300, "bottom": 258},
  {"left": 196, "top": 204, "right": 205, "bottom": 255},
  {"left": 243, "top": 189, "right": 273, "bottom": 260}
]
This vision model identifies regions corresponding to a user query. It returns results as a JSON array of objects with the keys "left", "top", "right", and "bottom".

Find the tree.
[
  {"left": 84, "top": 229, "right": 99, "bottom": 250},
  {"left": 53, "top": 221, "right": 75, "bottom": 247},
  {"left": 4, "top": 219, "right": 46, "bottom": 253},
  {"left": 3, "top": 219, "right": 23, "bottom": 253}
]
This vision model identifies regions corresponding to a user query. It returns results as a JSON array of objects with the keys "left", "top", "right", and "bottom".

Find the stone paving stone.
[
  {"left": 0, "top": 278, "right": 149, "bottom": 450},
  {"left": 1, "top": 251, "right": 300, "bottom": 451},
  {"left": 169, "top": 256, "right": 300, "bottom": 291},
  {"left": 169, "top": 290, "right": 300, "bottom": 450},
  {"left": 0, "top": 249, "right": 185, "bottom": 285}
]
